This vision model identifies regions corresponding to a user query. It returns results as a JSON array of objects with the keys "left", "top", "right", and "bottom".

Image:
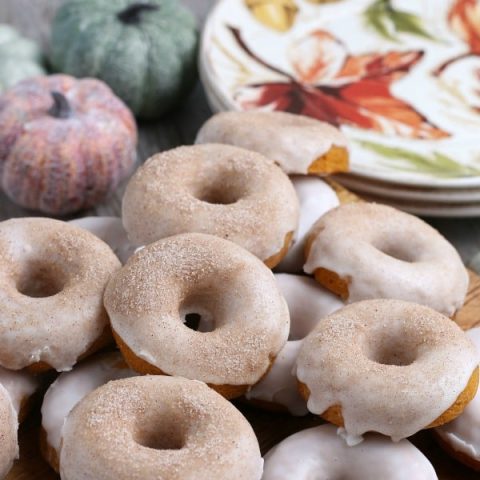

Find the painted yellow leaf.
[{"left": 245, "top": 0, "right": 298, "bottom": 32}]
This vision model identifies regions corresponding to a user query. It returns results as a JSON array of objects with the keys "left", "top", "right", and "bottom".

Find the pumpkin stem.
[
  {"left": 47, "top": 91, "right": 71, "bottom": 119},
  {"left": 117, "top": 3, "right": 159, "bottom": 24}
]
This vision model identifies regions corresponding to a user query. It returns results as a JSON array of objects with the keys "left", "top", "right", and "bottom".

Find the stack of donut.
[{"left": 0, "top": 111, "right": 478, "bottom": 480}]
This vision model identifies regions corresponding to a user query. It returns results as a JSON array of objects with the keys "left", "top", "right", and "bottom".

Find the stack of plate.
[{"left": 199, "top": 0, "right": 480, "bottom": 217}]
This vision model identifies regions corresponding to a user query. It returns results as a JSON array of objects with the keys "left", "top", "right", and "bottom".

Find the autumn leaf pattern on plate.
[
  {"left": 201, "top": 0, "right": 480, "bottom": 184},
  {"left": 231, "top": 27, "right": 448, "bottom": 139}
]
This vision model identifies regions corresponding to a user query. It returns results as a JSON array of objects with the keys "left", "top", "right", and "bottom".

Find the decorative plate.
[
  {"left": 200, "top": 0, "right": 480, "bottom": 188},
  {"left": 335, "top": 174, "right": 480, "bottom": 203}
]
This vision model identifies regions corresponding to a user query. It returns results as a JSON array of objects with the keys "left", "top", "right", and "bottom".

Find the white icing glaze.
[
  {"left": 246, "top": 274, "right": 343, "bottom": 415},
  {"left": 296, "top": 299, "right": 478, "bottom": 442},
  {"left": 69, "top": 217, "right": 136, "bottom": 264},
  {"left": 60, "top": 376, "right": 263, "bottom": 480},
  {"left": 122, "top": 144, "right": 299, "bottom": 263},
  {"left": 435, "top": 327, "right": 480, "bottom": 461},
  {"left": 0, "top": 218, "right": 120, "bottom": 371},
  {"left": 195, "top": 111, "right": 349, "bottom": 175},
  {"left": 0, "top": 383, "right": 18, "bottom": 479},
  {"left": 304, "top": 203, "right": 468, "bottom": 317},
  {"left": 262, "top": 424, "right": 438, "bottom": 480},
  {"left": 275, "top": 274, "right": 344, "bottom": 341},
  {"left": 41, "top": 351, "right": 135, "bottom": 456},
  {"left": 0, "top": 366, "right": 40, "bottom": 415},
  {"left": 105, "top": 233, "right": 290, "bottom": 387},
  {"left": 276, "top": 177, "right": 339, "bottom": 273},
  {"left": 247, "top": 340, "right": 305, "bottom": 415}
]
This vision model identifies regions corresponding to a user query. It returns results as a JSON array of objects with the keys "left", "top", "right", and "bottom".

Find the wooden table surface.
[{"left": 2, "top": 2, "right": 480, "bottom": 479}]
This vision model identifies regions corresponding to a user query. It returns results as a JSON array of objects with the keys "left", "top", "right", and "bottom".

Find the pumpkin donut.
[
  {"left": 245, "top": 274, "right": 343, "bottom": 415},
  {"left": 104, "top": 233, "right": 290, "bottom": 399},
  {"left": 0, "top": 383, "right": 18, "bottom": 479},
  {"left": 195, "top": 111, "right": 349, "bottom": 175},
  {"left": 0, "top": 366, "right": 41, "bottom": 423},
  {"left": 41, "top": 351, "right": 136, "bottom": 472},
  {"left": 122, "top": 144, "right": 299, "bottom": 268},
  {"left": 59, "top": 376, "right": 264, "bottom": 480},
  {"left": 304, "top": 202, "right": 468, "bottom": 317},
  {"left": 0, "top": 218, "right": 120, "bottom": 372},
  {"left": 262, "top": 425, "right": 437, "bottom": 480},
  {"left": 434, "top": 327, "right": 480, "bottom": 471},
  {"left": 276, "top": 176, "right": 339, "bottom": 273},
  {"left": 296, "top": 299, "right": 479, "bottom": 443}
]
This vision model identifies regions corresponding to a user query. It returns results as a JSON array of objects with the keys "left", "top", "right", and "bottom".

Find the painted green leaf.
[
  {"left": 358, "top": 140, "right": 480, "bottom": 178},
  {"left": 364, "top": 2, "right": 397, "bottom": 42},
  {"left": 364, "top": 0, "right": 436, "bottom": 42},
  {"left": 389, "top": 10, "right": 435, "bottom": 40}
]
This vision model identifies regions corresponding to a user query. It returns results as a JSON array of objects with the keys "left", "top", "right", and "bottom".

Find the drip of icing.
[
  {"left": 0, "top": 366, "right": 40, "bottom": 415},
  {"left": 276, "top": 176, "right": 339, "bottom": 273},
  {"left": 246, "top": 274, "right": 343, "bottom": 414},
  {"left": 435, "top": 327, "right": 480, "bottom": 460},
  {"left": 69, "top": 217, "right": 136, "bottom": 264},
  {"left": 41, "top": 352, "right": 135, "bottom": 453},
  {"left": 262, "top": 424, "right": 437, "bottom": 480},
  {"left": 296, "top": 300, "right": 478, "bottom": 441}
]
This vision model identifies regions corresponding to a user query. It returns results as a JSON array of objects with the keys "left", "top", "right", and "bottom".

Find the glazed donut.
[
  {"left": 60, "top": 376, "right": 263, "bottom": 480},
  {"left": 195, "top": 111, "right": 349, "bottom": 175},
  {"left": 304, "top": 203, "right": 468, "bottom": 316},
  {"left": 276, "top": 176, "right": 339, "bottom": 273},
  {"left": 70, "top": 217, "right": 136, "bottom": 264},
  {"left": 0, "top": 366, "right": 41, "bottom": 422},
  {"left": 41, "top": 351, "right": 136, "bottom": 472},
  {"left": 434, "top": 327, "right": 480, "bottom": 471},
  {"left": 246, "top": 274, "right": 343, "bottom": 415},
  {"left": 296, "top": 299, "right": 479, "bottom": 443},
  {"left": 262, "top": 424, "right": 437, "bottom": 480},
  {"left": 0, "top": 218, "right": 120, "bottom": 372},
  {"left": 0, "top": 383, "right": 18, "bottom": 479},
  {"left": 122, "top": 144, "right": 299, "bottom": 268},
  {"left": 105, "top": 233, "right": 290, "bottom": 399}
]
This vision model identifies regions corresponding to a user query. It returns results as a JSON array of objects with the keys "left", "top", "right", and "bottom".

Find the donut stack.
[{"left": 0, "top": 111, "right": 478, "bottom": 480}]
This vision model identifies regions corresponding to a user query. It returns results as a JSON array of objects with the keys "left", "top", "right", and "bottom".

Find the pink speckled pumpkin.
[{"left": 0, "top": 74, "right": 137, "bottom": 215}]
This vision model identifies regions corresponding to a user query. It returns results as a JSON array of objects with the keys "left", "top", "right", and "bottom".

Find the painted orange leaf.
[
  {"left": 449, "top": 0, "right": 480, "bottom": 54},
  {"left": 231, "top": 27, "right": 449, "bottom": 139}
]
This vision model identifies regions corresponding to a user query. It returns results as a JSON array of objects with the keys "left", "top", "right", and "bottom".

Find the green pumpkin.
[
  {"left": 50, "top": 0, "right": 198, "bottom": 119},
  {"left": 0, "top": 24, "right": 45, "bottom": 92}
]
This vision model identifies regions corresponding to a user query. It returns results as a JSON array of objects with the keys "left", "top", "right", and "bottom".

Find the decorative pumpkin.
[
  {"left": 50, "top": 0, "right": 198, "bottom": 119},
  {"left": 0, "top": 74, "right": 137, "bottom": 215},
  {"left": 0, "top": 24, "right": 45, "bottom": 92}
]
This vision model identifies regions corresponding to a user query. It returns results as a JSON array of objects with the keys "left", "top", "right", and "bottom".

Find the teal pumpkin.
[
  {"left": 50, "top": 0, "right": 198, "bottom": 119},
  {"left": 0, "top": 25, "right": 45, "bottom": 92}
]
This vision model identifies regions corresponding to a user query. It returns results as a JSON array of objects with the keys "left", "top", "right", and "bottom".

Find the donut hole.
[
  {"left": 16, "top": 261, "right": 67, "bottom": 298},
  {"left": 135, "top": 419, "right": 185, "bottom": 451},
  {"left": 192, "top": 173, "right": 245, "bottom": 205},
  {"left": 367, "top": 335, "right": 417, "bottom": 367},
  {"left": 375, "top": 242, "right": 417, "bottom": 263},
  {"left": 196, "top": 186, "right": 242, "bottom": 205},
  {"left": 180, "top": 300, "right": 216, "bottom": 333}
]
